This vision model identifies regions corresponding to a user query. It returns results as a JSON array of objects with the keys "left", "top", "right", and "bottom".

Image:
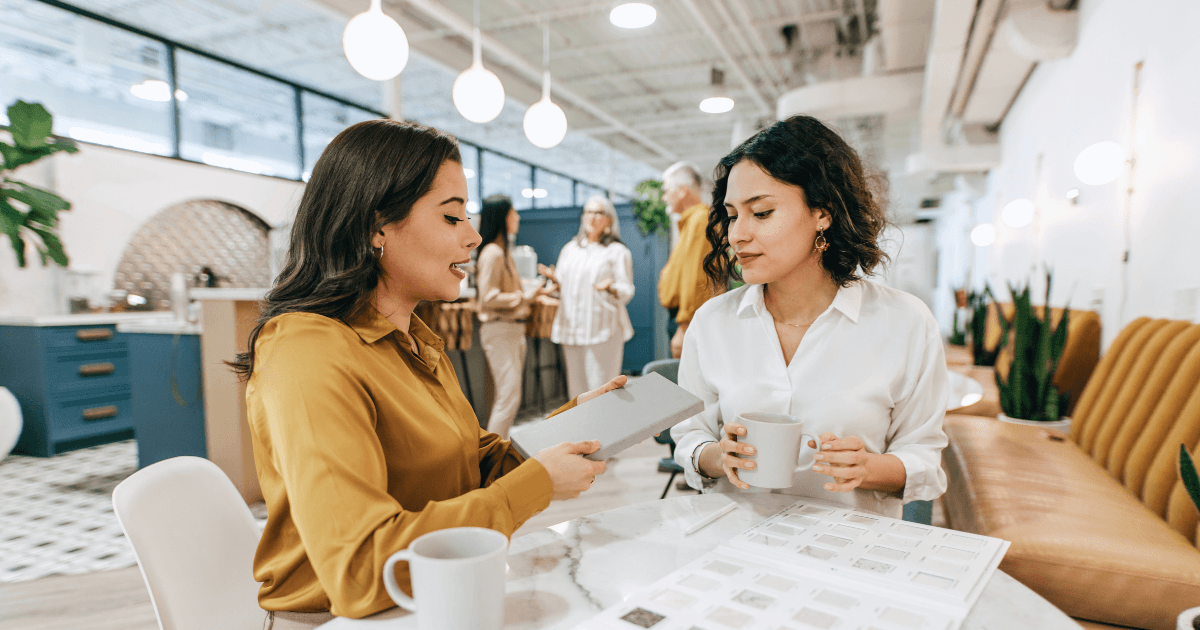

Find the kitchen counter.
[
  {"left": 116, "top": 318, "right": 201, "bottom": 335},
  {"left": 189, "top": 287, "right": 269, "bottom": 301},
  {"left": 0, "top": 311, "right": 170, "bottom": 327}
]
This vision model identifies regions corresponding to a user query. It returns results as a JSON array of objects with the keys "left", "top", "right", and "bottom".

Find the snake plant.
[
  {"left": 995, "top": 271, "right": 1069, "bottom": 421},
  {"left": 969, "top": 286, "right": 998, "bottom": 366},
  {"left": 1181, "top": 444, "right": 1200, "bottom": 515}
]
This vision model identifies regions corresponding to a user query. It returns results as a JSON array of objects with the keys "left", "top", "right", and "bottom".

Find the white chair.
[
  {"left": 112, "top": 456, "right": 264, "bottom": 630},
  {"left": 0, "top": 386, "right": 23, "bottom": 461}
]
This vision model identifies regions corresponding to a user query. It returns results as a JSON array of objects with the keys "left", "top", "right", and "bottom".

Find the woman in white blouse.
[
  {"left": 670, "top": 115, "right": 948, "bottom": 518},
  {"left": 547, "top": 196, "right": 635, "bottom": 399}
]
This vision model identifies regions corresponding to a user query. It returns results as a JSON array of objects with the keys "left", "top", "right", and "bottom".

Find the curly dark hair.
[{"left": 702, "top": 115, "right": 889, "bottom": 291}]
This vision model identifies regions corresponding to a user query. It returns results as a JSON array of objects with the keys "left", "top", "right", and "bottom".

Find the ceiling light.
[
  {"left": 699, "top": 67, "right": 734, "bottom": 114},
  {"left": 1066, "top": 188, "right": 1080, "bottom": 204},
  {"left": 523, "top": 21, "right": 567, "bottom": 148},
  {"left": 463, "top": 168, "right": 475, "bottom": 178},
  {"left": 521, "top": 188, "right": 535, "bottom": 198},
  {"left": 343, "top": 0, "right": 409, "bottom": 81},
  {"left": 533, "top": 188, "right": 548, "bottom": 198},
  {"left": 610, "top": 3, "right": 656, "bottom": 29},
  {"left": 130, "top": 80, "right": 186, "bottom": 102},
  {"left": 1001, "top": 198, "right": 1035, "bottom": 228},
  {"left": 1074, "top": 141, "right": 1124, "bottom": 185},
  {"left": 454, "top": 0, "right": 505, "bottom": 123},
  {"left": 467, "top": 200, "right": 480, "bottom": 213},
  {"left": 970, "top": 224, "right": 996, "bottom": 247}
]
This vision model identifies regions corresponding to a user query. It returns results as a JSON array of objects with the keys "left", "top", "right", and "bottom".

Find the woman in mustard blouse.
[{"left": 231, "top": 119, "right": 618, "bottom": 627}]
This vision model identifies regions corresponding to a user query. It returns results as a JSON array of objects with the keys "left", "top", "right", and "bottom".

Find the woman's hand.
[
  {"left": 533, "top": 440, "right": 607, "bottom": 500},
  {"left": 578, "top": 375, "right": 627, "bottom": 405},
  {"left": 594, "top": 278, "right": 617, "bottom": 297},
  {"left": 537, "top": 263, "right": 556, "bottom": 282},
  {"left": 809, "top": 433, "right": 871, "bottom": 492},
  {"left": 699, "top": 422, "right": 755, "bottom": 490}
]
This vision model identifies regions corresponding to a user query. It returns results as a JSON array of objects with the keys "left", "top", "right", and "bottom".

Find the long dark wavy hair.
[
  {"left": 476, "top": 194, "right": 513, "bottom": 257},
  {"left": 702, "top": 115, "right": 889, "bottom": 291},
  {"left": 230, "top": 119, "right": 461, "bottom": 379}
]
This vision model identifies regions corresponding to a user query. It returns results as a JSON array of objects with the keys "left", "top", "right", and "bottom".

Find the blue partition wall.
[{"left": 516, "top": 202, "right": 669, "bottom": 374}]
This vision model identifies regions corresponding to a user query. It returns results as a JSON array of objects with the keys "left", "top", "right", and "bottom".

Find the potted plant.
[
  {"left": 632, "top": 179, "right": 670, "bottom": 238},
  {"left": 1, "top": 99, "right": 76, "bottom": 267},
  {"left": 968, "top": 286, "right": 999, "bottom": 366},
  {"left": 948, "top": 287, "right": 967, "bottom": 346},
  {"left": 994, "top": 270, "right": 1071, "bottom": 431},
  {"left": 1177, "top": 444, "right": 1200, "bottom": 630}
]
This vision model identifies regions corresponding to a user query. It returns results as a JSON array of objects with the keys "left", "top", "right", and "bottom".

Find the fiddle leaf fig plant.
[
  {"left": 632, "top": 179, "right": 670, "bottom": 238},
  {"left": 1, "top": 100, "right": 77, "bottom": 267},
  {"left": 1180, "top": 444, "right": 1200, "bottom": 515},
  {"left": 995, "top": 270, "right": 1070, "bottom": 421}
]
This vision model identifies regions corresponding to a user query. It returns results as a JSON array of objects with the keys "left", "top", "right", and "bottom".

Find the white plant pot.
[
  {"left": 0, "top": 386, "right": 23, "bottom": 461},
  {"left": 997, "top": 412, "right": 1071, "bottom": 434},
  {"left": 1178, "top": 606, "right": 1200, "bottom": 630}
]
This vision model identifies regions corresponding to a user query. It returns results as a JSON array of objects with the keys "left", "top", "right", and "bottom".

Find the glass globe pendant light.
[
  {"left": 342, "top": 0, "right": 409, "bottom": 81},
  {"left": 609, "top": 3, "right": 656, "bottom": 29},
  {"left": 453, "top": 0, "right": 505, "bottom": 123},
  {"left": 699, "top": 67, "right": 734, "bottom": 114},
  {"left": 523, "top": 22, "right": 567, "bottom": 149}
]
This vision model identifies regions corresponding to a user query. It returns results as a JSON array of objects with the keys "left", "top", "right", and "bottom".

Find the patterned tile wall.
[{"left": 113, "top": 199, "right": 271, "bottom": 309}]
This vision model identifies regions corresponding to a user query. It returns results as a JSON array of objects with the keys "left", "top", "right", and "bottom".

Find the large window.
[
  {"left": 576, "top": 182, "right": 609, "bottom": 206},
  {"left": 176, "top": 51, "right": 299, "bottom": 179},
  {"left": 534, "top": 168, "right": 574, "bottom": 209},
  {"left": 460, "top": 144, "right": 480, "bottom": 213},
  {"left": 0, "top": 0, "right": 173, "bottom": 155},
  {"left": 301, "top": 92, "right": 378, "bottom": 179},
  {"left": 482, "top": 151, "right": 533, "bottom": 210}
]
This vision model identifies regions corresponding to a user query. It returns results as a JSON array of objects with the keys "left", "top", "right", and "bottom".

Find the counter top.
[
  {"left": 116, "top": 318, "right": 202, "bottom": 335},
  {"left": 189, "top": 288, "right": 269, "bottom": 301},
  {"left": 0, "top": 311, "right": 171, "bottom": 327}
]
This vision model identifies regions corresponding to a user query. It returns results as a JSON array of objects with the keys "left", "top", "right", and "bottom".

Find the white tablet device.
[{"left": 510, "top": 371, "right": 705, "bottom": 461}]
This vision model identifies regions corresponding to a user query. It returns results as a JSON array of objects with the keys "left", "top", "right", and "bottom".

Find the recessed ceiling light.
[
  {"left": 699, "top": 96, "right": 734, "bottom": 114},
  {"left": 610, "top": 3, "right": 656, "bottom": 29}
]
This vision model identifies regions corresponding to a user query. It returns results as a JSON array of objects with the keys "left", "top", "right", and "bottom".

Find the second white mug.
[
  {"left": 735, "top": 411, "right": 819, "bottom": 489},
  {"left": 383, "top": 527, "right": 508, "bottom": 630}
]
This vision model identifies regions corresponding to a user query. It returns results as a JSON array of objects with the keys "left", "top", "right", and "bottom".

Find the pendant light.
[
  {"left": 610, "top": 3, "right": 656, "bottom": 29},
  {"left": 523, "top": 21, "right": 567, "bottom": 149},
  {"left": 1074, "top": 141, "right": 1125, "bottom": 185},
  {"left": 699, "top": 67, "right": 734, "bottom": 114},
  {"left": 343, "top": 0, "right": 409, "bottom": 82},
  {"left": 1001, "top": 198, "right": 1035, "bottom": 228},
  {"left": 453, "top": 0, "right": 505, "bottom": 123}
]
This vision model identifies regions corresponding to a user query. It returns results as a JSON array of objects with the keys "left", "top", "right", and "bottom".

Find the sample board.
[{"left": 575, "top": 498, "right": 1009, "bottom": 630}]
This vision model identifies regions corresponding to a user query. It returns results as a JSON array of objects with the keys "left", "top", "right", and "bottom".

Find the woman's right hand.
[
  {"left": 533, "top": 440, "right": 607, "bottom": 500},
  {"left": 701, "top": 423, "right": 756, "bottom": 490}
]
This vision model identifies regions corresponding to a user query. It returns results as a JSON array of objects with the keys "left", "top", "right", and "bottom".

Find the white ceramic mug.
[
  {"left": 383, "top": 527, "right": 508, "bottom": 630},
  {"left": 735, "top": 411, "right": 820, "bottom": 489}
]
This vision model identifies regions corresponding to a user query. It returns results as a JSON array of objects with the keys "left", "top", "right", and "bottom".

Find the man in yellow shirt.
[{"left": 657, "top": 161, "right": 714, "bottom": 358}]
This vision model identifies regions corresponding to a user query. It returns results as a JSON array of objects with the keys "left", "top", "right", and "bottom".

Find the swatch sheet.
[{"left": 574, "top": 499, "right": 1009, "bottom": 630}]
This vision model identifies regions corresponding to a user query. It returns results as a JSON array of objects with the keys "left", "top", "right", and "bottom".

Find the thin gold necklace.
[{"left": 765, "top": 289, "right": 817, "bottom": 328}]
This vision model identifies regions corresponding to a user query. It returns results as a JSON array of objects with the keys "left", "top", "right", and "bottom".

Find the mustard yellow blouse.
[
  {"left": 657, "top": 202, "right": 714, "bottom": 324},
  {"left": 246, "top": 306, "right": 558, "bottom": 618}
]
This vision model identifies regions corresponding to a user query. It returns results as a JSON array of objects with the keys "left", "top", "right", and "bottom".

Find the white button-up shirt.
[
  {"left": 550, "top": 239, "right": 635, "bottom": 347},
  {"left": 670, "top": 280, "right": 949, "bottom": 518}
]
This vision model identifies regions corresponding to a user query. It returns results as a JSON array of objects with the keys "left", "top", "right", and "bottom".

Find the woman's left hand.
[
  {"left": 809, "top": 433, "right": 870, "bottom": 492},
  {"left": 578, "top": 375, "right": 627, "bottom": 405},
  {"left": 594, "top": 278, "right": 615, "bottom": 296}
]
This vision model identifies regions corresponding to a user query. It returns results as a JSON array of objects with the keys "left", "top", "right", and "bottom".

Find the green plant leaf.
[
  {"left": 1180, "top": 444, "right": 1200, "bottom": 515},
  {"left": 6, "top": 231, "right": 26, "bottom": 267},
  {"left": 4, "top": 180, "right": 69, "bottom": 225},
  {"left": 28, "top": 225, "right": 68, "bottom": 267},
  {"left": 7, "top": 101, "right": 54, "bottom": 150}
]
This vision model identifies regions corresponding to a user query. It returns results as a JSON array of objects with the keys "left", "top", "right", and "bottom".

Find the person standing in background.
[
  {"left": 476, "top": 195, "right": 550, "bottom": 439},
  {"left": 658, "top": 162, "right": 715, "bottom": 358},
  {"left": 546, "top": 196, "right": 636, "bottom": 399}
]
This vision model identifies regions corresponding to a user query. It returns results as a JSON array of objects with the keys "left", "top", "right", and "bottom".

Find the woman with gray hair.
[{"left": 545, "top": 196, "right": 635, "bottom": 398}]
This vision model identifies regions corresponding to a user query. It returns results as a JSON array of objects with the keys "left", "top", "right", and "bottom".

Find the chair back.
[
  {"left": 641, "top": 359, "right": 680, "bottom": 384},
  {"left": 112, "top": 456, "right": 263, "bottom": 630},
  {"left": 0, "top": 386, "right": 22, "bottom": 461}
]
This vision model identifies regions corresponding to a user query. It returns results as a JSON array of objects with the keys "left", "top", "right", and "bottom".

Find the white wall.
[
  {"left": 0, "top": 142, "right": 304, "bottom": 316},
  {"left": 934, "top": 0, "right": 1200, "bottom": 347}
]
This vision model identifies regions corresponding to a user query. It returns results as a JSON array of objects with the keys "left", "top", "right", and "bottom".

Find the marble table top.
[{"left": 318, "top": 494, "right": 1080, "bottom": 630}]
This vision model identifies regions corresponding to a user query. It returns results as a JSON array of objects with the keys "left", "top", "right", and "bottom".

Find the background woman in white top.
[
  {"left": 670, "top": 115, "right": 949, "bottom": 518},
  {"left": 546, "top": 196, "right": 635, "bottom": 399}
]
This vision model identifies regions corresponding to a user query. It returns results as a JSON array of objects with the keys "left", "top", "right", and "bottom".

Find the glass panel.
[
  {"left": 533, "top": 169, "right": 574, "bottom": 209},
  {"left": 576, "top": 182, "right": 608, "bottom": 208},
  {"left": 176, "top": 50, "right": 299, "bottom": 179},
  {"left": 460, "top": 144, "right": 480, "bottom": 214},
  {"left": 300, "top": 91, "right": 377, "bottom": 180},
  {"left": 0, "top": 0, "right": 172, "bottom": 155},
  {"left": 482, "top": 151, "right": 533, "bottom": 210}
]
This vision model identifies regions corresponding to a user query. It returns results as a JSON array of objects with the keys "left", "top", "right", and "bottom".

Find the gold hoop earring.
[
  {"left": 813, "top": 229, "right": 829, "bottom": 254},
  {"left": 375, "top": 243, "right": 384, "bottom": 260}
]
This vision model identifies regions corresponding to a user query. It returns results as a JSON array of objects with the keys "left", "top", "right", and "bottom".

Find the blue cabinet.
[
  {"left": 124, "top": 332, "right": 206, "bottom": 469},
  {"left": 0, "top": 324, "right": 135, "bottom": 456}
]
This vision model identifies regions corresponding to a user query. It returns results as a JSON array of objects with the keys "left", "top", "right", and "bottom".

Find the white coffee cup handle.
[
  {"left": 383, "top": 550, "right": 416, "bottom": 612},
  {"left": 794, "top": 433, "right": 820, "bottom": 470}
]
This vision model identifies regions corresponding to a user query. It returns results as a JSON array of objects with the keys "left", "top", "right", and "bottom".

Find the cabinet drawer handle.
[
  {"left": 79, "top": 362, "right": 115, "bottom": 377},
  {"left": 76, "top": 328, "right": 113, "bottom": 342},
  {"left": 82, "top": 405, "right": 119, "bottom": 421}
]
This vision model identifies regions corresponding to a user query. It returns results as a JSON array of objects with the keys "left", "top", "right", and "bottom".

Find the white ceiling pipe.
[
  {"left": 728, "top": 0, "right": 786, "bottom": 89},
  {"left": 706, "top": 0, "right": 782, "bottom": 97},
  {"left": 676, "top": 0, "right": 773, "bottom": 116},
  {"left": 398, "top": 0, "right": 676, "bottom": 161}
]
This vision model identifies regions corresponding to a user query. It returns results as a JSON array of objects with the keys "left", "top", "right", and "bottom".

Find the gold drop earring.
[{"left": 813, "top": 228, "right": 829, "bottom": 254}]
